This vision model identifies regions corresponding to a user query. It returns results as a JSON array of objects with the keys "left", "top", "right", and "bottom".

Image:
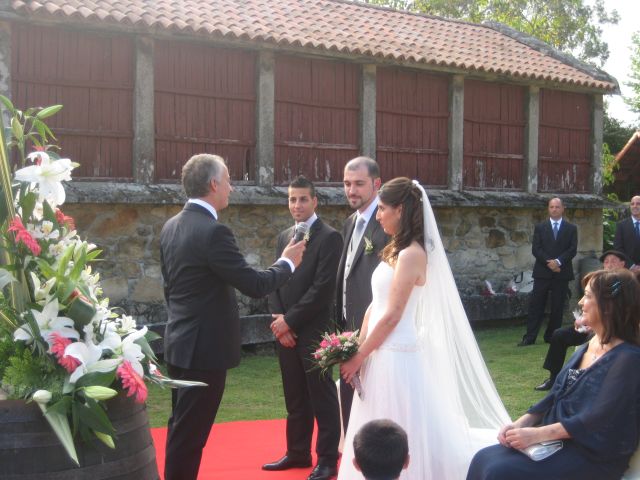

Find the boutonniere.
[
  {"left": 304, "top": 231, "right": 311, "bottom": 242},
  {"left": 364, "top": 237, "right": 374, "bottom": 255}
]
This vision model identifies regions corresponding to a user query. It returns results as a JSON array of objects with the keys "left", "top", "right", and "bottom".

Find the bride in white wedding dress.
[{"left": 338, "top": 178, "right": 510, "bottom": 480}]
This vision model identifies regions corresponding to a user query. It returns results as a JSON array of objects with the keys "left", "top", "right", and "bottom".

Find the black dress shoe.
[
  {"left": 307, "top": 464, "right": 338, "bottom": 480},
  {"left": 517, "top": 338, "right": 535, "bottom": 347},
  {"left": 262, "top": 455, "right": 312, "bottom": 471},
  {"left": 534, "top": 378, "right": 554, "bottom": 391}
]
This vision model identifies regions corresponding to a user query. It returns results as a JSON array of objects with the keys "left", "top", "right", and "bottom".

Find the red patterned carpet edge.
[{"left": 151, "top": 419, "right": 322, "bottom": 479}]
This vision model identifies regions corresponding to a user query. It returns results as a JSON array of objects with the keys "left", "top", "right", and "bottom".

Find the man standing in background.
[
  {"left": 336, "top": 157, "right": 388, "bottom": 430},
  {"left": 263, "top": 176, "right": 342, "bottom": 480},
  {"left": 614, "top": 195, "right": 640, "bottom": 271},
  {"left": 519, "top": 197, "right": 577, "bottom": 346}
]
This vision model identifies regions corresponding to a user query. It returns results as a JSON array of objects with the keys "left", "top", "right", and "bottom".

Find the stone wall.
[{"left": 63, "top": 199, "right": 603, "bottom": 331}]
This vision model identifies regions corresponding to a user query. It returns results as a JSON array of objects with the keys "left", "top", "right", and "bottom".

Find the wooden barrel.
[{"left": 0, "top": 394, "right": 159, "bottom": 479}]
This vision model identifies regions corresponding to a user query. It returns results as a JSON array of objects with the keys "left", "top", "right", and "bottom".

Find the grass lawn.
[{"left": 146, "top": 323, "right": 557, "bottom": 428}]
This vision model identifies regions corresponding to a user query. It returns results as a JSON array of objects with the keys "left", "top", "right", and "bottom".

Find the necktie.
[
  {"left": 350, "top": 217, "right": 366, "bottom": 254},
  {"left": 343, "top": 216, "right": 366, "bottom": 320},
  {"left": 635, "top": 221, "right": 640, "bottom": 238},
  {"left": 553, "top": 222, "right": 559, "bottom": 240}
]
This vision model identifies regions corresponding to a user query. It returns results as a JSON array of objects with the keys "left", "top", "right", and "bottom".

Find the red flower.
[
  {"left": 49, "top": 333, "right": 81, "bottom": 373},
  {"left": 55, "top": 208, "right": 76, "bottom": 231},
  {"left": 8, "top": 216, "right": 41, "bottom": 256},
  {"left": 116, "top": 361, "right": 148, "bottom": 404}
]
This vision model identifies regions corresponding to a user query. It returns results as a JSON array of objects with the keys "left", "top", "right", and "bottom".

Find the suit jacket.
[
  {"left": 335, "top": 208, "right": 389, "bottom": 331},
  {"left": 160, "top": 202, "right": 292, "bottom": 371},
  {"left": 613, "top": 217, "right": 640, "bottom": 265},
  {"left": 531, "top": 219, "right": 578, "bottom": 280},
  {"left": 268, "top": 218, "right": 343, "bottom": 343}
]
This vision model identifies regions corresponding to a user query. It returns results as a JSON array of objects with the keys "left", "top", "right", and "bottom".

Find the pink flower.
[
  {"left": 8, "top": 216, "right": 41, "bottom": 256},
  {"left": 49, "top": 333, "right": 81, "bottom": 373},
  {"left": 117, "top": 360, "right": 148, "bottom": 403},
  {"left": 320, "top": 339, "right": 329, "bottom": 349},
  {"left": 331, "top": 337, "right": 341, "bottom": 346},
  {"left": 55, "top": 208, "right": 76, "bottom": 231}
]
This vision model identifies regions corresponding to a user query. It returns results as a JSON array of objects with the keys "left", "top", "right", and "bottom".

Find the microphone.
[{"left": 293, "top": 222, "right": 309, "bottom": 243}]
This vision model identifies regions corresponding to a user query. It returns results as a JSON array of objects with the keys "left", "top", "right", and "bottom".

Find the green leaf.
[
  {"left": 94, "top": 430, "right": 115, "bottom": 449},
  {"left": 0, "top": 94, "right": 15, "bottom": 113},
  {"left": 86, "top": 249, "right": 103, "bottom": 262},
  {"left": 74, "top": 397, "right": 116, "bottom": 435},
  {"left": 0, "top": 268, "right": 16, "bottom": 290},
  {"left": 136, "top": 336, "right": 158, "bottom": 363},
  {"left": 11, "top": 116, "right": 23, "bottom": 142},
  {"left": 18, "top": 191, "right": 37, "bottom": 223},
  {"left": 75, "top": 370, "right": 116, "bottom": 389},
  {"left": 38, "top": 401, "right": 79, "bottom": 466},
  {"left": 36, "top": 105, "right": 63, "bottom": 120},
  {"left": 56, "top": 244, "right": 75, "bottom": 278},
  {"left": 36, "top": 258, "right": 57, "bottom": 278},
  {"left": 42, "top": 199, "right": 58, "bottom": 226}
]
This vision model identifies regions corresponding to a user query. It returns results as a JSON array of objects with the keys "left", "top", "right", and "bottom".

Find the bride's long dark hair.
[{"left": 379, "top": 177, "right": 424, "bottom": 265}]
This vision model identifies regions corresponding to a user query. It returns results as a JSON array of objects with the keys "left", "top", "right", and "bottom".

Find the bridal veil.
[{"left": 412, "top": 180, "right": 510, "bottom": 443}]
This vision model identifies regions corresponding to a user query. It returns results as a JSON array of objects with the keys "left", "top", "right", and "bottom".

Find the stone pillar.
[
  {"left": 448, "top": 75, "right": 464, "bottom": 190},
  {"left": 0, "top": 21, "right": 12, "bottom": 124},
  {"left": 256, "top": 51, "right": 275, "bottom": 186},
  {"left": 524, "top": 86, "right": 540, "bottom": 194},
  {"left": 591, "top": 93, "right": 603, "bottom": 195},
  {"left": 360, "top": 64, "right": 376, "bottom": 159},
  {"left": 132, "top": 36, "right": 155, "bottom": 184}
]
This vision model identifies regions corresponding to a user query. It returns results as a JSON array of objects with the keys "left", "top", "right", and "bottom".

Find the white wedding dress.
[{"left": 338, "top": 181, "right": 510, "bottom": 480}]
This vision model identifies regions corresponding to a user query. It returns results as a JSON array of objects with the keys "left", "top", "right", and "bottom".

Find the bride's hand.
[{"left": 340, "top": 352, "right": 365, "bottom": 384}]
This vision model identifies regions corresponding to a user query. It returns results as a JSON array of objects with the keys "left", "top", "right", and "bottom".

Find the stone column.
[
  {"left": 524, "top": 86, "right": 540, "bottom": 194},
  {"left": 448, "top": 75, "right": 464, "bottom": 190},
  {"left": 256, "top": 51, "right": 275, "bottom": 186},
  {"left": 132, "top": 36, "right": 155, "bottom": 184},
  {"left": 0, "top": 21, "right": 12, "bottom": 124},
  {"left": 591, "top": 93, "right": 604, "bottom": 195},
  {"left": 360, "top": 64, "right": 376, "bottom": 159}
]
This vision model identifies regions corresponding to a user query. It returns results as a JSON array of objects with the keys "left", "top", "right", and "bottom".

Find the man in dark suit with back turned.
[
  {"left": 263, "top": 176, "right": 342, "bottom": 480},
  {"left": 613, "top": 195, "right": 640, "bottom": 272},
  {"left": 519, "top": 197, "right": 577, "bottom": 346},
  {"left": 336, "top": 157, "right": 388, "bottom": 431},
  {"left": 160, "top": 154, "right": 305, "bottom": 480}
]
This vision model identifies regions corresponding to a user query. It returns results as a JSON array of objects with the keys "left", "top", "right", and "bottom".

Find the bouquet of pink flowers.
[{"left": 312, "top": 330, "right": 363, "bottom": 399}]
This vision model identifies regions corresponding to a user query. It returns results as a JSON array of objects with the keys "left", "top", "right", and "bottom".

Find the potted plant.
[{"left": 0, "top": 96, "right": 198, "bottom": 476}]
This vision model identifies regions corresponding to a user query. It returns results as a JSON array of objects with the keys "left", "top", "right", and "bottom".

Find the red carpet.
[{"left": 152, "top": 419, "right": 326, "bottom": 479}]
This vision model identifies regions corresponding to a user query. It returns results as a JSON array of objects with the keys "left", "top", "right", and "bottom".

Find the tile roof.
[{"left": 9, "top": 0, "right": 617, "bottom": 91}]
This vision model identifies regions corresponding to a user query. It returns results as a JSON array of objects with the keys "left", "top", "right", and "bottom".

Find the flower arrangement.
[
  {"left": 0, "top": 96, "right": 199, "bottom": 465},
  {"left": 312, "top": 330, "right": 363, "bottom": 398}
]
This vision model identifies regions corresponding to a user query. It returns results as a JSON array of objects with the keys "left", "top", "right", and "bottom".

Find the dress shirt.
[{"left": 550, "top": 217, "right": 563, "bottom": 266}]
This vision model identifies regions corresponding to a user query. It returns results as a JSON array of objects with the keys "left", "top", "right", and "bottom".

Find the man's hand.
[
  {"left": 282, "top": 238, "right": 306, "bottom": 268},
  {"left": 546, "top": 259, "right": 560, "bottom": 272},
  {"left": 271, "top": 314, "right": 296, "bottom": 347}
]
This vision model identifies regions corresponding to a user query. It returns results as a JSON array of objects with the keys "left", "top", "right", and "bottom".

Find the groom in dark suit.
[
  {"left": 613, "top": 195, "right": 640, "bottom": 271},
  {"left": 336, "top": 157, "right": 388, "bottom": 430},
  {"left": 519, "top": 197, "right": 577, "bottom": 346},
  {"left": 160, "top": 154, "right": 305, "bottom": 480},
  {"left": 263, "top": 176, "right": 342, "bottom": 480}
]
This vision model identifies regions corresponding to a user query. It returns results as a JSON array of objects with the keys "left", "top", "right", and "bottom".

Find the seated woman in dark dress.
[{"left": 467, "top": 268, "right": 640, "bottom": 480}]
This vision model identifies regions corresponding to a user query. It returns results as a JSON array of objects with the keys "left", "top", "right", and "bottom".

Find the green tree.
[
  {"left": 626, "top": 31, "right": 640, "bottom": 121},
  {"left": 604, "top": 110, "right": 636, "bottom": 155},
  {"left": 365, "top": 0, "right": 618, "bottom": 66}
]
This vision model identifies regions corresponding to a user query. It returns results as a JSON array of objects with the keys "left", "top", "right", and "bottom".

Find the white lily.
[
  {"left": 29, "top": 272, "right": 57, "bottom": 304},
  {"left": 120, "top": 327, "right": 148, "bottom": 377},
  {"left": 28, "top": 220, "right": 60, "bottom": 241},
  {"left": 65, "top": 325, "right": 119, "bottom": 383},
  {"left": 118, "top": 315, "right": 138, "bottom": 335},
  {"left": 15, "top": 152, "right": 78, "bottom": 207},
  {"left": 13, "top": 299, "right": 78, "bottom": 346}
]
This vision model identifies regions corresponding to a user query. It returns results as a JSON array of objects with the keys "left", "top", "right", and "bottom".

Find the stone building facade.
[{"left": 0, "top": 1, "right": 616, "bottom": 337}]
